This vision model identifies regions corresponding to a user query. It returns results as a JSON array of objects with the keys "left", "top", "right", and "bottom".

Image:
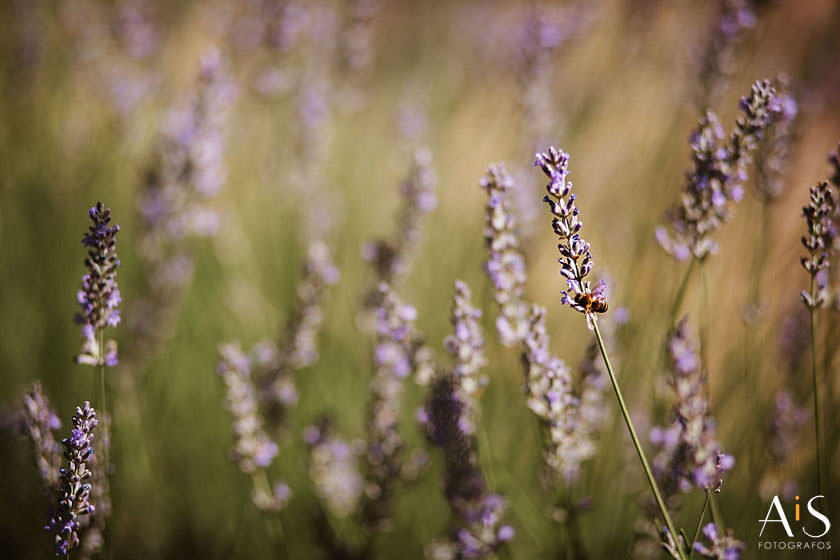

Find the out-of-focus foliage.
[{"left": 1, "top": 0, "right": 839, "bottom": 558}]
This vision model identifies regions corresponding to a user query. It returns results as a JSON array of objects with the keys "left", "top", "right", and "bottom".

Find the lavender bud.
[
  {"left": 362, "top": 284, "right": 424, "bottom": 531},
  {"left": 46, "top": 402, "right": 98, "bottom": 557},
  {"left": 480, "top": 164, "right": 529, "bottom": 347},
  {"left": 800, "top": 181, "right": 837, "bottom": 311},
  {"left": 17, "top": 382, "right": 62, "bottom": 493},
  {"left": 537, "top": 147, "right": 606, "bottom": 328},
  {"left": 305, "top": 419, "right": 364, "bottom": 519},
  {"left": 217, "top": 343, "right": 289, "bottom": 513},
  {"left": 75, "top": 202, "right": 121, "bottom": 367}
]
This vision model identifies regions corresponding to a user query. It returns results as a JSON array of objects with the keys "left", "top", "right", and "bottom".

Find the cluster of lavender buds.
[
  {"left": 131, "top": 51, "right": 237, "bottom": 359},
  {"left": 261, "top": 241, "right": 339, "bottom": 423},
  {"left": 657, "top": 80, "right": 781, "bottom": 261},
  {"left": 75, "top": 202, "right": 120, "bottom": 367},
  {"left": 696, "top": 0, "right": 756, "bottom": 108},
  {"left": 536, "top": 147, "right": 607, "bottom": 327},
  {"left": 522, "top": 306, "right": 587, "bottom": 485},
  {"left": 480, "top": 164, "right": 529, "bottom": 347},
  {"left": 422, "top": 281, "right": 513, "bottom": 558},
  {"left": 693, "top": 523, "right": 744, "bottom": 560},
  {"left": 481, "top": 162, "right": 609, "bottom": 486},
  {"left": 754, "top": 84, "right": 798, "bottom": 201},
  {"left": 650, "top": 319, "right": 733, "bottom": 495},
  {"left": 361, "top": 283, "right": 425, "bottom": 532},
  {"left": 46, "top": 402, "right": 98, "bottom": 557},
  {"left": 304, "top": 420, "right": 364, "bottom": 519},
  {"left": 800, "top": 181, "right": 837, "bottom": 311},
  {"left": 17, "top": 382, "right": 62, "bottom": 492},
  {"left": 363, "top": 148, "right": 437, "bottom": 304},
  {"left": 217, "top": 344, "right": 289, "bottom": 513}
]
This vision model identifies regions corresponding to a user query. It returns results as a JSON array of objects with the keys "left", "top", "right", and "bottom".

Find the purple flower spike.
[
  {"left": 17, "top": 382, "right": 63, "bottom": 493},
  {"left": 480, "top": 164, "right": 529, "bottom": 347},
  {"left": 75, "top": 202, "right": 120, "bottom": 368},
  {"left": 424, "top": 281, "right": 512, "bottom": 557},
  {"left": 800, "top": 181, "right": 837, "bottom": 311},
  {"left": 361, "top": 283, "right": 427, "bottom": 531},
  {"left": 651, "top": 318, "right": 732, "bottom": 495},
  {"left": 658, "top": 80, "right": 781, "bottom": 261},
  {"left": 46, "top": 402, "right": 98, "bottom": 557},
  {"left": 536, "top": 146, "right": 607, "bottom": 328}
]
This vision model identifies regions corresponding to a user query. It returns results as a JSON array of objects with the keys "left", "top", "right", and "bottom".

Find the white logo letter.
[
  {"left": 804, "top": 496, "right": 831, "bottom": 538},
  {"left": 759, "top": 495, "right": 794, "bottom": 537}
]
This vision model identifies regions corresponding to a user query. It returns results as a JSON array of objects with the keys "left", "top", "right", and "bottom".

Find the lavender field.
[{"left": 2, "top": 1, "right": 839, "bottom": 558}]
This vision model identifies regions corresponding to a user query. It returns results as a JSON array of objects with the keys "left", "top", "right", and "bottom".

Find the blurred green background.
[{"left": 1, "top": 0, "right": 839, "bottom": 558}]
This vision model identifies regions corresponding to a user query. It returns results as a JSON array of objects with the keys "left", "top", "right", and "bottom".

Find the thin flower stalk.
[
  {"left": 46, "top": 402, "right": 98, "bottom": 558},
  {"left": 537, "top": 146, "right": 686, "bottom": 560},
  {"left": 657, "top": 80, "right": 781, "bottom": 262},
  {"left": 422, "top": 281, "right": 513, "bottom": 558},
  {"left": 74, "top": 201, "right": 120, "bottom": 499},
  {"left": 800, "top": 178, "right": 837, "bottom": 508}
]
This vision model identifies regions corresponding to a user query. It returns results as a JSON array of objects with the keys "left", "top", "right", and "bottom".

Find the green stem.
[
  {"left": 670, "top": 259, "right": 697, "bottom": 324},
  {"left": 97, "top": 328, "right": 109, "bottom": 474},
  {"left": 689, "top": 491, "right": 711, "bottom": 559},
  {"left": 809, "top": 277, "right": 826, "bottom": 511},
  {"left": 591, "top": 318, "right": 686, "bottom": 560}
]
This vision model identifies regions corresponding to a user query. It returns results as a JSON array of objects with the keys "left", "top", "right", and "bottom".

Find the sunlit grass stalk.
[
  {"left": 689, "top": 491, "right": 711, "bottom": 560},
  {"left": 592, "top": 318, "right": 687, "bottom": 560}
]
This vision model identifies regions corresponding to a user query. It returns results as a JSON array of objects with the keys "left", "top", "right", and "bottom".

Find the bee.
[{"left": 573, "top": 291, "right": 609, "bottom": 314}]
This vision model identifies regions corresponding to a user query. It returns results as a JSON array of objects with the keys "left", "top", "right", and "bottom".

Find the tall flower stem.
[
  {"left": 98, "top": 328, "right": 109, "bottom": 472},
  {"left": 592, "top": 318, "right": 686, "bottom": 560},
  {"left": 670, "top": 259, "right": 697, "bottom": 324},
  {"left": 808, "top": 276, "right": 825, "bottom": 505},
  {"left": 689, "top": 491, "right": 711, "bottom": 560}
]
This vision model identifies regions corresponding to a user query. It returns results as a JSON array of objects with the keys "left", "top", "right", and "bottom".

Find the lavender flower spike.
[
  {"left": 75, "top": 202, "right": 120, "bottom": 367},
  {"left": 800, "top": 181, "right": 837, "bottom": 311},
  {"left": 46, "top": 402, "right": 98, "bottom": 557},
  {"left": 423, "top": 281, "right": 513, "bottom": 557},
  {"left": 693, "top": 523, "right": 744, "bottom": 560},
  {"left": 536, "top": 147, "right": 606, "bottom": 327},
  {"left": 217, "top": 343, "right": 289, "bottom": 513},
  {"left": 361, "top": 283, "right": 423, "bottom": 531},
  {"left": 650, "top": 318, "right": 733, "bottom": 495},
  {"left": 480, "top": 164, "right": 529, "bottom": 347},
  {"left": 657, "top": 80, "right": 781, "bottom": 261},
  {"left": 18, "top": 382, "right": 62, "bottom": 493}
]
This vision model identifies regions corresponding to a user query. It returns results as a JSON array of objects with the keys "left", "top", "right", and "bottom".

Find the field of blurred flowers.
[{"left": 2, "top": 0, "right": 840, "bottom": 558}]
